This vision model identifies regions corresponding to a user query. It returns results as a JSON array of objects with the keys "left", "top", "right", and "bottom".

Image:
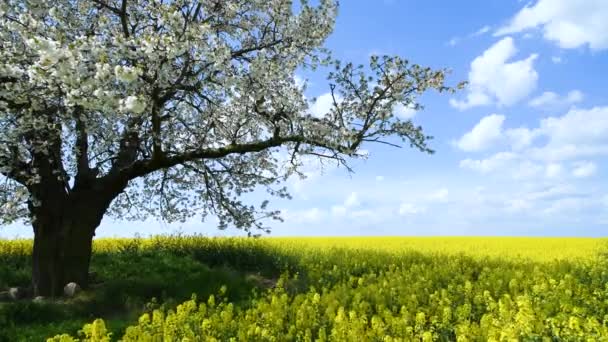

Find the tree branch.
[
  {"left": 109, "top": 132, "right": 351, "bottom": 183},
  {"left": 120, "top": 0, "right": 130, "bottom": 38},
  {"left": 73, "top": 106, "right": 95, "bottom": 187},
  {"left": 0, "top": 155, "right": 30, "bottom": 185}
]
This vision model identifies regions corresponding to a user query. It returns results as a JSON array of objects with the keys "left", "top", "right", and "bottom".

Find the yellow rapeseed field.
[
  {"left": 263, "top": 236, "right": 605, "bottom": 262},
  {"left": 2, "top": 236, "right": 606, "bottom": 341}
]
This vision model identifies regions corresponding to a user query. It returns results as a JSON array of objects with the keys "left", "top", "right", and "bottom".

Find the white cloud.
[
  {"left": 459, "top": 152, "right": 518, "bottom": 173},
  {"left": 428, "top": 188, "right": 449, "bottom": 203},
  {"left": 460, "top": 153, "right": 571, "bottom": 182},
  {"left": 528, "top": 90, "right": 583, "bottom": 108},
  {"left": 330, "top": 205, "right": 347, "bottom": 217},
  {"left": 566, "top": 90, "right": 584, "bottom": 103},
  {"left": 448, "top": 37, "right": 460, "bottom": 47},
  {"left": 450, "top": 37, "right": 538, "bottom": 110},
  {"left": 512, "top": 160, "right": 544, "bottom": 180},
  {"left": 284, "top": 104, "right": 608, "bottom": 235},
  {"left": 522, "top": 32, "right": 535, "bottom": 40},
  {"left": 450, "top": 92, "right": 491, "bottom": 110},
  {"left": 280, "top": 152, "right": 342, "bottom": 198},
  {"left": 301, "top": 208, "right": 325, "bottom": 222},
  {"left": 266, "top": 167, "right": 605, "bottom": 236},
  {"left": 505, "top": 127, "right": 539, "bottom": 151},
  {"left": 344, "top": 192, "right": 360, "bottom": 207},
  {"left": 526, "top": 184, "right": 580, "bottom": 201},
  {"left": 528, "top": 92, "right": 558, "bottom": 108},
  {"left": 572, "top": 161, "right": 597, "bottom": 178},
  {"left": 545, "top": 163, "right": 563, "bottom": 178},
  {"left": 459, "top": 106, "right": 608, "bottom": 182},
  {"left": 496, "top": 0, "right": 608, "bottom": 51},
  {"left": 472, "top": 25, "right": 491, "bottom": 37},
  {"left": 283, "top": 207, "right": 325, "bottom": 223},
  {"left": 350, "top": 209, "right": 378, "bottom": 220},
  {"left": 398, "top": 202, "right": 425, "bottom": 215},
  {"left": 458, "top": 106, "right": 608, "bottom": 164},
  {"left": 507, "top": 199, "right": 533, "bottom": 212},
  {"left": 448, "top": 26, "right": 491, "bottom": 48},
  {"left": 455, "top": 114, "right": 537, "bottom": 152},
  {"left": 541, "top": 197, "right": 586, "bottom": 215},
  {"left": 540, "top": 106, "right": 608, "bottom": 147},
  {"left": 527, "top": 144, "right": 608, "bottom": 162},
  {"left": 394, "top": 103, "right": 417, "bottom": 120},
  {"left": 356, "top": 149, "right": 370, "bottom": 159},
  {"left": 455, "top": 114, "right": 505, "bottom": 151},
  {"left": 459, "top": 184, "right": 584, "bottom": 218},
  {"left": 467, "top": 183, "right": 599, "bottom": 221},
  {"left": 330, "top": 192, "right": 360, "bottom": 217},
  {"left": 567, "top": 90, "right": 584, "bottom": 103},
  {"left": 491, "top": 183, "right": 591, "bottom": 216},
  {"left": 551, "top": 56, "right": 563, "bottom": 64},
  {"left": 309, "top": 93, "right": 340, "bottom": 118},
  {"left": 456, "top": 114, "right": 540, "bottom": 152},
  {"left": 294, "top": 75, "right": 306, "bottom": 88}
]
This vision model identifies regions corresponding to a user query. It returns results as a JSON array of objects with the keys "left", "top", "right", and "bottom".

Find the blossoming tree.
[{"left": 0, "top": 0, "right": 461, "bottom": 296}]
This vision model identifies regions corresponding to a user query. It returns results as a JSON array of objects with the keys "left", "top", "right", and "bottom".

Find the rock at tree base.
[
  {"left": 64, "top": 282, "right": 81, "bottom": 298},
  {"left": 8, "top": 287, "right": 23, "bottom": 300},
  {"left": 33, "top": 296, "right": 45, "bottom": 303}
]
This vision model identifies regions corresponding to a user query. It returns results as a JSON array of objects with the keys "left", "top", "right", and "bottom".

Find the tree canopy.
[{"left": 0, "top": 0, "right": 460, "bottom": 235}]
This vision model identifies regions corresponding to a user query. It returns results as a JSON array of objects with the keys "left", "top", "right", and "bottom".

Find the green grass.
[{"left": 0, "top": 238, "right": 285, "bottom": 341}]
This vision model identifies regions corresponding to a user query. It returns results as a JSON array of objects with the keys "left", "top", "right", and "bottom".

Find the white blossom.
[
  {"left": 114, "top": 65, "right": 142, "bottom": 83},
  {"left": 27, "top": 37, "right": 64, "bottom": 67},
  {"left": 95, "top": 63, "right": 112, "bottom": 80},
  {"left": 120, "top": 96, "right": 146, "bottom": 114},
  {"left": 0, "top": 0, "right": 455, "bottom": 233}
]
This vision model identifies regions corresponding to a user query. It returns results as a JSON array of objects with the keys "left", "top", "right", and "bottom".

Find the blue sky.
[{"left": 2, "top": 0, "right": 608, "bottom": 238}]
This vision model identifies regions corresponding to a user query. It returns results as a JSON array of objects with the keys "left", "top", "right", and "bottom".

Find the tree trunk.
[
  {"left": 29, "top": 187, "right": 116, "bottom": 297},
  {"left": 31, "top": 212, "right": 97, "bottom": 297},
  {"left": 27, "top": 167, "right": 126, "bottom": 297}
]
